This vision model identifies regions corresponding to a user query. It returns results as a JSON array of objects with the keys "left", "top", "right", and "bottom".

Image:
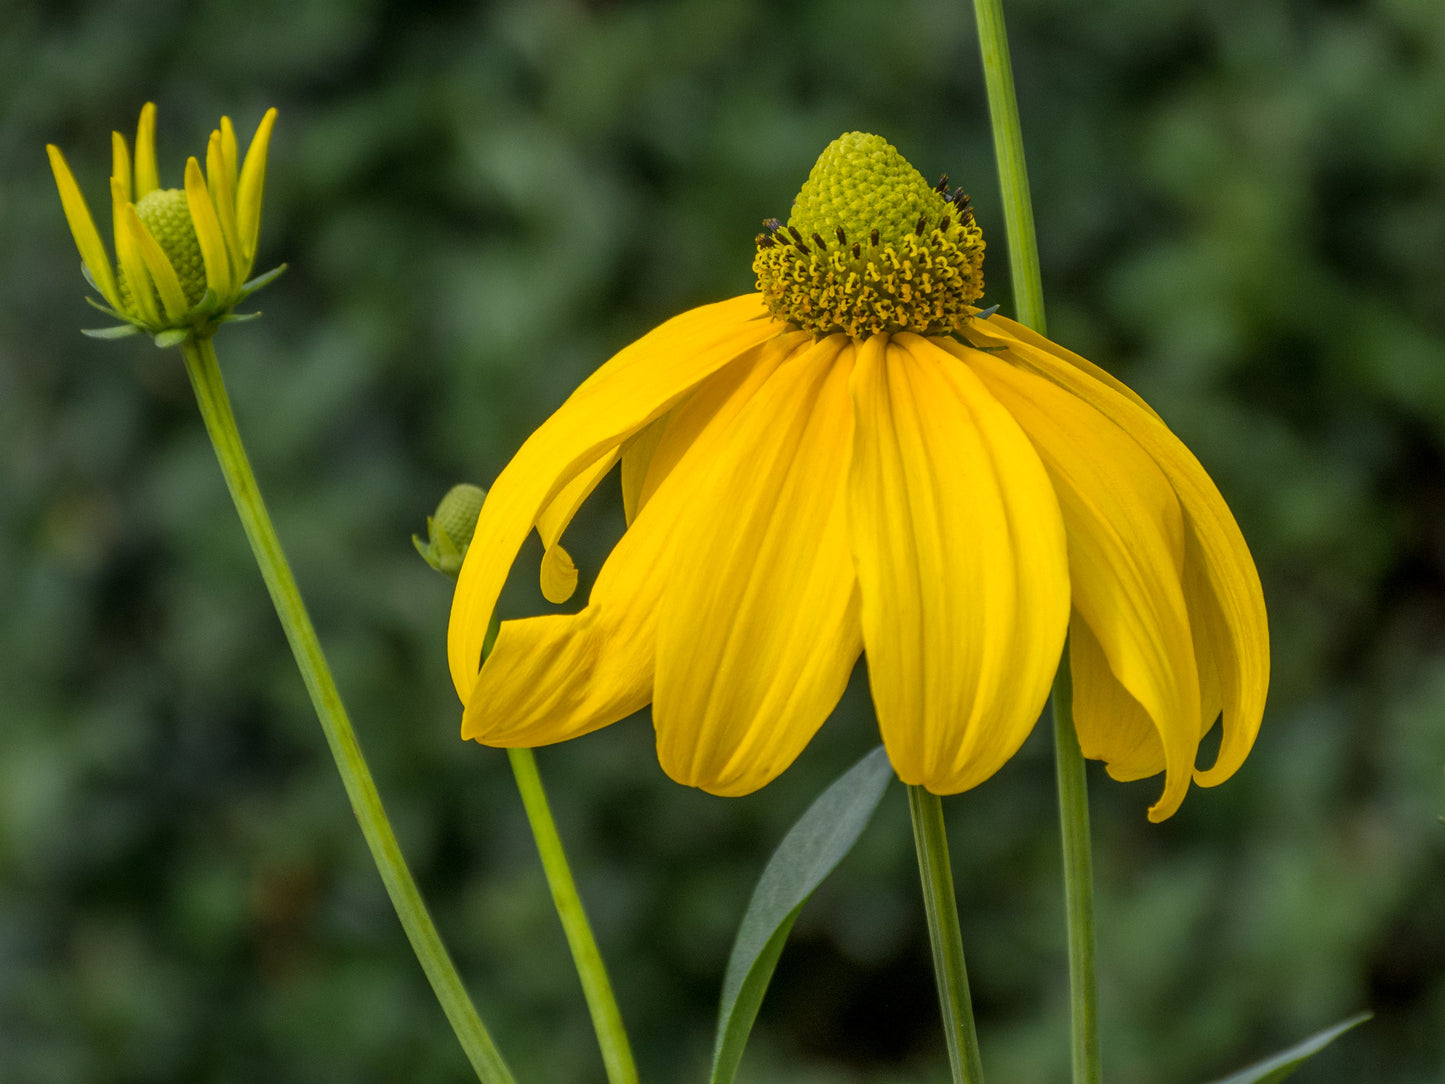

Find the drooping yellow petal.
[
  {"left": 236, "top": 107, "right": 278, "bottom": 268},
  {"left": 535, "top": 446, "right": 621, "bottom": 604},
  {"left": 125, "top": 205, "right": 190, "bottom": 322},
  {"left": 46, "top": 145, "right": 121, "bottom": 310},
  {"left": 184, "top": 157, "right": 234, "bottom": 300},
  {"left": 134, "top": 102, "right": 160, "bottom": 198},
  {"left": 110, "top": 179, "right": 160, "bottom": 326},
  {"left": 957, "top": 341, "right": 1202, "bottom": 820},
  {"left": 205, "top": 130, "right": 243, "bottom": 280},
  {"left": 1069, "top": 615, "right": 1164, "bottom": 781},
  {"left": 654, "top": 337, "right": 862, "bottom": 795},
  {"left": 447, "top": 296, "right": 780, "bottom": 700},
  {"left": 850, "top": 334, "right": 1070, "bottom": 793},
  {"left": 464, "top": 329, "right": 799, "bottom": 746},
  {"left": 975, "top": 323, "right": 1269, "bottom": 789},
  {"left": 110, "top": 131, "right": 132, "bottom": 205}
]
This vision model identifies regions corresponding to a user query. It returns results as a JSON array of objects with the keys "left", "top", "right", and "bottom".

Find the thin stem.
[
  {"left": 970, "top": 3, "right": 1102, "bottom": 1079},
  {"left": 908, "top": 786, "right": 985, "bottom": 1084},
  {"left": 179, "top": 336, "right": 515, "bottom": 1084},
  {"left": 507, "top": 748, "right": 638, "bottom": 1084},
  {"left": 1051, "top": 655, "right": 1100, "bottom": 1084},
  {"left": 972, "top": 0, "right": 1047, "bottom": 336}
]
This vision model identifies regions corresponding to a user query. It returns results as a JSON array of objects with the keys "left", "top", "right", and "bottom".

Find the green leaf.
[
  {"left": 153, "top": 328, "right": 191, "bottom": 348},
  {"left": 1203, "top": 1012, "right": 1372, "bottom": 1084},
  {"left": 81, "top": 324, "right": 142, "bottom": 340},
  {"left": 710, "top": 745, "right": 894, "bottom": 1084}
]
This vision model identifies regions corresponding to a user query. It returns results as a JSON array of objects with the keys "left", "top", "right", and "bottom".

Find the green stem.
[
  {"left": 179, "top": 336, "right": 515, "bottom": 1084},
  {"left": 972, "top": 0, "right": 1047, "bottom": 336},
  {"left": 908, "top": 786, "right": 985, "bottom": 1084},
  {"left": 507, "top": 749, "right": 638, "bottom": 1084},
  {"left": 1051, "top": 655, "right": 1100, "bottom": 1084},
  {"left": 970, "top": 2, "right": 1101, "bottom": 1078}
]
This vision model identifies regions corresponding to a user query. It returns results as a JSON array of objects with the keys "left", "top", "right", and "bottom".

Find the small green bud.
[{"left": 414, "top": 483, "right": 487, "bottom": 579}]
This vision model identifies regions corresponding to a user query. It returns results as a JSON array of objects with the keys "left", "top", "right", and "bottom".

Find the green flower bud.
[{"left": 414, "top": 483, "right": 487, "bottom": 578}]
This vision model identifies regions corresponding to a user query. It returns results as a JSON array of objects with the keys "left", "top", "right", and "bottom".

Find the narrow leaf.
[
  {"left": 710, "top": 745, "right": 894, "bottom": 1084},
  {"left": 82, "top": 324, "right": 142, "bottom": 340},
  {"left": 1203, "top": 1012, "right": 1372, "bottom": 1084}
]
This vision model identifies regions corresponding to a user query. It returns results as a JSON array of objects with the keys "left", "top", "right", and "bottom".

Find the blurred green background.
[{"left": 3, "top": 0, "right": 1444, "bottom": 1080}]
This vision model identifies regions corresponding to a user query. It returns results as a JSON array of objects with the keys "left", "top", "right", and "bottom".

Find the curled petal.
[
  {"left": 236, "top": 108, "right": 278, "bottom": 269},
  {"left": 447, "top": 296, "right": 780, "bottom": 700}
]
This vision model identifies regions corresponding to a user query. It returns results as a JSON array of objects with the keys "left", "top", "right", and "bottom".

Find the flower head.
[
  {"left": 47, "top": 103, "right": 283, "bottom": 347},
  {"left": 447, "top": 132, "right": 1269, "bottom": 821}
]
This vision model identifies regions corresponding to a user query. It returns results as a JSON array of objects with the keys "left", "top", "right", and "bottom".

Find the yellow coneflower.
[
  {"left": 47, "top": 102, "right": 282, "bottom": 346},
  {"left": 447, "top": 132, "right": 1269, "bottom": 821}
]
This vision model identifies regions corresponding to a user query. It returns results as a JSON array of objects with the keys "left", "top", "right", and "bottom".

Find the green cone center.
[
  {"left": 753, "top": 132, "right": 986, "bottom": 338},
  {"left": 135, "top": 188, "right": 207, "bottom": 307}
]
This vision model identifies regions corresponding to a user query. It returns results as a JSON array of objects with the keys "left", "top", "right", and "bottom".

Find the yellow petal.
[
  {"left": 976, "top": 324, "right": 1269, "bottom": 789},
  {"left": 447, "top": 296, "right": 781, "bottom": 701},
  {"left": 957, "top": 342, "right": 1201, "bottom": 820},
  {"left": 46, "top": 145, "right": 121, "bottom": 310},
  {"left": 1069, "top": 616, "right": 1164, "bottom": 781},
  {"left": 236, "top": 107, "right": 278, "bottom": 269},
  {"left": 126, "top": 205, "right": 190, "bottom": 322},
  {"left": 134, "top": 102, "right": 159, "bottom": 198},
  {"left": 654, "top": 336, "right": 862, "bottom": 795},
  {"left": 110, "top": 131, "right": 132, "bottom": 205},
  {"left": 218, "top": 117, "right": 240, "bottom": 194},
  {"left": 464, "top": 328, "right": 798, "bottom": 746},
  {"left": 535, "top": 446, "right": 621, "bottom": 604},
  {"left": 185, "top": 157, "right": 234, "bottom": 300},
  {"left": 851, "top": 334, "right": 1070, "bottom": 793},
  {"left": 968, "top": 311, "right": 1161, "bottom": 420},
  {"left": 206, "top": 130, "right": 243, "bottom": 280},
  {"left": 110, "top": 180, "right": 160, "bottom": 326},
  {"left": 619, "top": 410, "right": 671, "bottom": 525}
]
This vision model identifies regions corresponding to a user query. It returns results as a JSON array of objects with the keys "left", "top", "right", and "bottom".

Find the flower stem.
[
  {"left": 972, "top": 0, "right": 1046, "bottom": 336},
  {"left": 970, "top": 2, "right": 1102, "bottom": 1078},
  {"left": 1051, "top": 655, "right": 1100, "bottom": 1084},
  {"left": 179, "top": 336, "right": 515, "bottom": 1084},
  {"left": 507, "top": 748, "right": 639, "bottom": 1084},
  {"left": 908, "top": 785, "right": 985, "bottom": 1084}
]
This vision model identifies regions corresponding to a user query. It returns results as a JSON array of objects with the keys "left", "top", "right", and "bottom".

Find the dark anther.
[
  {"left": 836, "top": 226, "right": 847, "bottom": 245},
  {"left": 765, "top": 217, "right": 784, "bottom": 232},
  {"left": 915, "top": 215, "right": 928, "bottom": 235},
  {"left": 788, "top": 226, "right": 805, "bottom": 246},
  {"left": 870, "top": 228, "right": 880, "bottom": 247},
  {"left": 812, "top": 232, "right": 828, "bottom": 251},
  {"left": 851, "top": 243, "right": 861, "bottom": 259},
  {"left": 939, "top": 216, "right": 951, "bottom": 232},
  {"left": 757, "top": 233, "right": 775, "bottom": 248},
  {"left": 934, "top": 174, "right": 949, "bottom": 193}
]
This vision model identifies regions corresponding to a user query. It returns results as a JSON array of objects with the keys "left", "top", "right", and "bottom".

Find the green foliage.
[
  {"left": 712, "top": 746, "right": 894, "bottom": 1084},
  {"left": 3, "top": 0, "right": 1444, "bottom": 1081}
]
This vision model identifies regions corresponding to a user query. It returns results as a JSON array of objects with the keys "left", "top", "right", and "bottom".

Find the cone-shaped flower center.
[
  {"left": 133, "top": 189, "right": 207, "bottom": 307},
  {"left": 753, "top": 132, "right": 985, "bottom": 339}
]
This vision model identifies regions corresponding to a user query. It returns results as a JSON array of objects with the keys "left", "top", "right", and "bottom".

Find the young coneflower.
[
  {"left": 447, "top": 132, "right": 1268, "bottom": 822},
  {"left": 47, "top": 103, "right": 283, "bottom": 347}
]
